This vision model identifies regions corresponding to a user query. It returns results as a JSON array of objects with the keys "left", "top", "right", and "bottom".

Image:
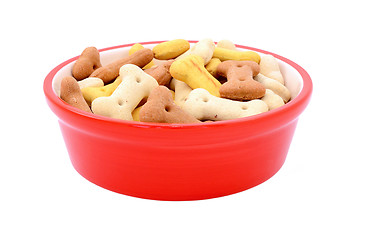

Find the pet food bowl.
[{"left": 44, "top": 40, "right": 312, "bottom": 201}]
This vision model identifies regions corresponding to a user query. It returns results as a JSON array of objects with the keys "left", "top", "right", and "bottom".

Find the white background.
[{"left": 1, "top": 0, "right": 365, "bottom": 239}]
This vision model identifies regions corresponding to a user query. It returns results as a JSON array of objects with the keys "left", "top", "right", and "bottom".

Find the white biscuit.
[
  {"left": 92, "top": 64, "right": 158, "bottom": 121},
  {"left": 182, "top": 88, "right": 268, "bottom": 121},
  {"left": 216, "top": 39, "right": 237, "bottom": 50},
  {"left": 259, "top": 54, "right": 285, "bottom": 85},
  {"left": 261, "top": 89, "right": 285, "bottom": 110},
  {"left": 77, "top": 77, "right": 104, "bottom": 89},
  {"left": 176, "top": 38, "right": 215, "bottom": 65},
  {"left": 254, "top": 73, "right": 291, "bottom": 103},
  {"left": 169, "top": 78, "right": 192, "bottom": 106}
]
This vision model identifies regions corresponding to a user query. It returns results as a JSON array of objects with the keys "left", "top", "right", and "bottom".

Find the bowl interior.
[{"left": 52, "top": 42, "right": 303, "bottom": 103}]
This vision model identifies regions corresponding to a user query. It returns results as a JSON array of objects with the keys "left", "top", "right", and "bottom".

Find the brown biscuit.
[
  {"left": 139, "top": 86, "right": 200, "bottom": 124},
  {"left": 60, "top": 76, "right": 92, "bottom": 113},
  {"left": 72, "top": 47, "right": 102, "bottom": 80},
  {"left": 217, "top": 60, "right": 266, "bottom": 101},
  {"left": 144, "top": 60, "right": 174, "bottom": 86},
  {"left": 90, "top": 48, "right": 154, "bottom": 84}
]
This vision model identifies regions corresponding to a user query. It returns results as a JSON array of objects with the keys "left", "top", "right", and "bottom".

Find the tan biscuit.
[
  {"left": 72, "top": 47, "right": 102, "bottom": 80},
  {"left": 60, "top": 76, "right": 91, "bottom": 113},
  {"left": 90, "top": 48, "right": 154, "bottom": 84},
  {"left": 139, "top": 86, "right": 200, "bottom": 124},
  {"left": 144, "top": 60, "right": 174, "bottom": 85},
  {"left": 217, "top": 60, "right": 266, "bottom": 101},
  {"left": 129, "top": 43, "right": 155, "bottom": 69}
]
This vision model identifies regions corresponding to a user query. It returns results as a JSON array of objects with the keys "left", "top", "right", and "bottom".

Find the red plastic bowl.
[{"left": 44, "top": 41, "right": 312, "bottom": 201}]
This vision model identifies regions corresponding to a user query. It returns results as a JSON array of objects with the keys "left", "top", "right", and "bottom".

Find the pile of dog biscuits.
[{"left": 59, "top": 39, "right": 291, "bottom": 124}]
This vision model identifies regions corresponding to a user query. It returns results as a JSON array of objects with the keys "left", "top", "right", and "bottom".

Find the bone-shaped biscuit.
[
  {"left": 144, "top": 60, "right": 174, "bottom": 85},
  {"left": 153, "top": 39, "right": 190, "bottom": 60},
  {"left": 261, "top": 89, "right": 285, "bottom": 110},
  {"left": 132, "top": 106, "right": 142, "bottom": 121},
  {"left": 60, "top": 76, "right": 91, "bottom": 113},
  {"left": 129, "top": 43, "right": 155, "bottom": 69},
  {"left": 81, "top": 77, "right": 122, "bottom": 106},
  {"left": 217, "top": 60, "right": 266, "bottom": 101},
  {"left": 182, "top": 88, "right": 268, "bottom": 121},
  {"left": 91, "top": 64, "right": 158, "bottom": 121},
  {"left": 176, "top": 38, "right": 215, "bottom": 65},
  {"left": 139, "top": 86, "right": 200, "bottom": 124},
  {"left": 216, "top": 39, "right": 237, "bottom": 50},
  {"left": 254, "top": 73, "right": 291, "bottom": 103},
  {"left": 169, "top": 78, "right": 192, "bottom": 106},
  {"left": 72, "top": 47, "right": 102, "bottom": 80},
  {"left": 169, "top": 55, "right": 222, "bottom": 97},
  {"left": 90, "top": 48, "right": 154, "bottom": 84},
  {"left": 132, "top": 89, "right": 176, "bottom": 122},
  {"left": 259, "top": 54, "right": 285, "bottom": 84},
  {"left": 213, "top": 47, "right": 261, "bottom": 63},
  {"left": 77, "top": 77, "right": 104, "bottom": 90},
  {"left": 205, "top": 58, "right": 222, "bottom": 78}
]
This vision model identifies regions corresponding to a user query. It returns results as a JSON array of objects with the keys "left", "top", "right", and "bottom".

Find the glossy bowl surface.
[{"left": 44, "top": 40, "right": 312, "bottom": 201}]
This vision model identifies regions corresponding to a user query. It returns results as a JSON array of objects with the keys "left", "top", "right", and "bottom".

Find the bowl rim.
[{"left": 43, "top": 40, "right": 313, "bottom": 129}]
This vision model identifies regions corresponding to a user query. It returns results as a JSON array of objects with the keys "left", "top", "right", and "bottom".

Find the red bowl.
[{"left": 44, "top": 40, "right": 312, "bottom": 201}]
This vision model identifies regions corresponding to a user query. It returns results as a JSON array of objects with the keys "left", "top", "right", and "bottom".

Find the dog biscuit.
[
  {"left": 153, "top": 39, "right": 190, "bottom": 60},
  {"left": 261, "top": 89, "right": 285, "bottom": 110},
  {"left": 90, "top": 48, "right": 154, "bottom": 84},
  {"left": 216, "top": 39, "right": 237, "bottom": 50},
  {"left": 144, "top": 60, "right": 174, "bottom": 85},
  {"left": 129, "top": 43, "right": 155, "bottom": 69},
  {"left": 182, "top": 88, "right": 268, "bottom": 121},
  {"left": 60, "top": 76, "right": 91, "bottom": 113},
  {"left": 259, "top": 54, "right": 284, "bottom": 84},
  {"left": 139, "top": 86, "right": 200, "bottom": 123},
  {"left": 77, "top": 77, "right": 104, "bottom": 89},
  {"left": 176, "top": 38, "right": 215, "bottom": 65},
  {"left": 81, "top": 77, "right": 122, "bottom": 106},
  {"left": 170, "top": 55, "right": 221, "bottom": 97},
  {"left": 205, "top": 58, "right": 222, "bottom": 78},
  {"left": 213, "top": 47, "right": 261, "bottom": 63},
  {"left": 169, "top": 78, "right": 192, "bottom": 106},
  {"left": 91, "top": 64, "right": 158, "bottom": 121},
  {"left": 72, "top": 47, "right": 102, "bottom": 80},
  {"left": 217, "top": 60, "right": 266, "bottom": 100},
  {"left": 254, "top": 73, "right": 291, "bottom": 102}
]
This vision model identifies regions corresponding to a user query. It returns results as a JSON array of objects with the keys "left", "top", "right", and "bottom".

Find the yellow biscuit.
[{"left": 81, "top": 77, "right": 122, "bottom": 105}]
